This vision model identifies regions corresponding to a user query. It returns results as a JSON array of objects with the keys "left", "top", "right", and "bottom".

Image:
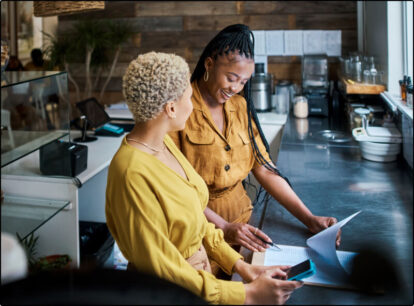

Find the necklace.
[{"left": 127, "top": 137, "right": 166, "bottom": 153}]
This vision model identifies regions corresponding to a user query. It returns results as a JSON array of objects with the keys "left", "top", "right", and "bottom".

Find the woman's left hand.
[{"left": 307, "top": 216, "right": 341, "bottom": 247}]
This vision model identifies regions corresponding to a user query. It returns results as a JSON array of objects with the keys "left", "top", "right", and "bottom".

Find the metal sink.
[{"left": 314, "top": 130, "right": 352, "bottom": 143}]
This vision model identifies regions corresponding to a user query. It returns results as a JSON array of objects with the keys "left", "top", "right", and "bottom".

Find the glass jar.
[{"left": 293, "top": 95, "right": 308, "bottom": 118}]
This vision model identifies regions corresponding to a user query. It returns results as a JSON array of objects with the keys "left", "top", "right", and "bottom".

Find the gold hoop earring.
[{"left": 203, "top": 70, "right": 209, "bottom": 82}]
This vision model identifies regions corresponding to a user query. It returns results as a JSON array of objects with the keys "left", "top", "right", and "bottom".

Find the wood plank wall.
[{"left": 58, "top": 1, "right": 357, "bottom": 105}]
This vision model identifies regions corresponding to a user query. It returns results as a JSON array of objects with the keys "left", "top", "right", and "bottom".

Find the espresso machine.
[{"left": 302, "top": 54, "right": 329, "bottom": 116}]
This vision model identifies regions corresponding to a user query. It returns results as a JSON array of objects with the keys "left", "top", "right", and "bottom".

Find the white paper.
[
  {"left": 303, "top": 30, "right": 325, "bottom": 55},
  {"left": 324, "top": 30, "right": 341, "bottom": 56},
  {"left": 105, "top": 103, "right": 133, "bottom": 119},
  {"left": 284, "top": 30, "right": 303, "bottom": 56},
  {"left": 107, "top": 102, "right": 128, "bottom": 110},
  {"left": 265, "top": 30, "right": 284, "bottom": 56},
  {"left": 253, "top": 30, "right": 266, "bottom": 55},
  {"left": 254, "top": 55, "right": 268, "bottom": 73},
  {"left": 263, "top": 211, "right": 361, "bottom": 288},
  {"left": 306, "top": 210, "right": 361, "bottom": 269}
]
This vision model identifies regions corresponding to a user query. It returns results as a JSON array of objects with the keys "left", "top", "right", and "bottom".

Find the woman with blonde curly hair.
[{"left": 105, "top": 51, "right": 303, "bottom": 305}]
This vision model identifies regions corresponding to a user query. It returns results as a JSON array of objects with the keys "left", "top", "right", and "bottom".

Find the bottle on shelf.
[{"left": 400, "top": 75, "right": 407, "bottom": 102}]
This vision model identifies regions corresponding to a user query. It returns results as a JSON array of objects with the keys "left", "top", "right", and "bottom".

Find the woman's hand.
[
  {"left": 243, "top": 266, "right": 303, "bottom": 305},
  {"left": 223, "top": 223, "right": 272, "bottom": 252},
  {"left": 307, "top": 215, "right": 341, "bottom": 247},
  {"left": 234, "top": 259, "right": 290, "bottom": 283}
]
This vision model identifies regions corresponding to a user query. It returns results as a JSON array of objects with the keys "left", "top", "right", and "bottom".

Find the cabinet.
[
  {"left": 1, "top": 133, "right": 123, "bottom": 266},
  {"left": 1, "top": 71, "right": 123, "bottom": 267}
]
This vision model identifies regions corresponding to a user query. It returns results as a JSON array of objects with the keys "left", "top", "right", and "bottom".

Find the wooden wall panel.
[
  {"left": 241, "top": 1, "right": 356, "bottom": 15},
  {"left": 183, "top": 15, "right": 247, "bottom": 31},
  {"left": 59, "top": 1, "right": 358, "bottom": 105},
  {"left": 134, "top": 1, "right": 238, "bottom": 17},
  {"left": 295, "top": 13, "right": 356, "bottom": 30},
  {"left": 139, "top": 31, "right": 218, "bottom": 49},
  {"left": 59, "top": 16, "right": 183, "bottom": 34}
]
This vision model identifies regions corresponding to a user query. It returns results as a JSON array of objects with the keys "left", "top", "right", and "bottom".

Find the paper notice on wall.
[
  {"left": 284, "top": 30, "right": 303, "bottom": 56},
  {"left": 254, "top": 55, "right": 268, "bottom": 73},
  {"left": 253, "top": 30, "right": 266, "bottom": 55},
  {"left": 265, "top": 30, "right": 284, "bottom": 56},
  {"left": 324, "top": 30, "right": 342, "bottom": 57},
  {"left": 303, "top": 30, "right": 325, "bottom": 55}
]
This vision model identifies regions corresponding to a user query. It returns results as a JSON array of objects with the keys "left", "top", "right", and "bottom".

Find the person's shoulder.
[{"left": 23, "top": 62, "right": 36, "bottom": 70}]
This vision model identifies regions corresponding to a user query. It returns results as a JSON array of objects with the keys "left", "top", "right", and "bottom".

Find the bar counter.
[{"left": 243, "top": 114, "right": 413, "bottom": 305}]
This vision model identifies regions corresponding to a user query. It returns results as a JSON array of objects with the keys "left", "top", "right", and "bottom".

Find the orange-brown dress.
[{"left": 169, "top": 81, "right": 271, "bottom": 225}]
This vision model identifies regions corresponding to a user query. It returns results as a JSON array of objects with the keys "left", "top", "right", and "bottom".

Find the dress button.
[
  {"left": 224, "top": 144, "right": 231, "bottom": 151},
  {"left": 224, "top": 164, "right": 230, "bottom": 171}
]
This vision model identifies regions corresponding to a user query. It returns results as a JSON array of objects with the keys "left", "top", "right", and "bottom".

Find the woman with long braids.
[
  {"left": 169, "top": 24, "right": 340, "bottom": 258},
  {"left": 106, "top": 51, "right": 303, "bottom": 305}
]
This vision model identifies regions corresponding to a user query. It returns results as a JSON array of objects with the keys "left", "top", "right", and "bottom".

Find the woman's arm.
[
  {"left": 252, "top": 163, "right": 340, "bottom": 246},
  {"left": 108, "top": 173, "right": 246, "bottom": 305},
  {"left": 204, "top": 206, "right": 270, "bottom": 252},
  {"left": 233, "top": 259, "right": 304, "bottom": 305},
  {"left": 202, "top": 218, "right": 303, "bottom": 304}
]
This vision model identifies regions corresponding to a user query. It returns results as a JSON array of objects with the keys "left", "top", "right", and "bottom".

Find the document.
[{"left": 263, "top": 211, "right": 361, "bottom": 288}]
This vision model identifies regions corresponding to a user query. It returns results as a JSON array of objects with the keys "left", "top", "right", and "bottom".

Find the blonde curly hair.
[{"left": 122, "top": 51, "right": 190, "bottom": 123}]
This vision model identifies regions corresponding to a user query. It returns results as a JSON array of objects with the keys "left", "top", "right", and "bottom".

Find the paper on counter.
[
  {"left": 263, "top": 211, "right": 361, "bottom": 288},
  {"left": 306, "top": 210, "right": 361, "bottom": 270}
]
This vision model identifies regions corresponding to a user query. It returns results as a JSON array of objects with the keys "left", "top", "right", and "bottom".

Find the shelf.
[
  {"left": 1, "top": 71, "right": 70, "bottom": 167},
  {"left": 339, "top": 77, "right": 386, "bottom": 95},
  {"left": 1, "top": 194, "right": 71, "bottom": 240},
  {"left": 1, "top": 71, "right": 66, "bottom": 88}
]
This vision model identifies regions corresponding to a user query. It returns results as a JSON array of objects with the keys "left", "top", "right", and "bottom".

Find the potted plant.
[
  {"left": 31, "top": 254, "right": 71, "bottom": 272},
  {"left": 43, "top": 19, "right": 134, "bottom": 104},
  {"left": 17, "top": 232, "right": 72, "bottom": 273}
]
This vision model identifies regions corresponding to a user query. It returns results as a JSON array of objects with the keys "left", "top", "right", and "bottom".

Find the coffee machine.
[
  {"left": 302, "top": 54, "right": 329, "bottom": 116},
  {"left": 251, "top": 63, "right": 273, "bottom": 112}
]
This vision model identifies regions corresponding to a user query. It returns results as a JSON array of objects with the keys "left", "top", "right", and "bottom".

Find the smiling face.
[{"left": 202, "top": 51, "right": 254, "bottom": 106}]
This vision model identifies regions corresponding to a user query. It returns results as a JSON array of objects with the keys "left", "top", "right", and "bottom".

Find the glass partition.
[{"left": 1, "top": 71, "right": 70, "bottom": 167}]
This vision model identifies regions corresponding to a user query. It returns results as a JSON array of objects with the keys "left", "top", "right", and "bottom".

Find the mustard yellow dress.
[
  {"left": 169, "top": 81, "right": 271, "bottom": 224},
  {"left": 105, "top": 135, "right": 245, "bottom": 305}
]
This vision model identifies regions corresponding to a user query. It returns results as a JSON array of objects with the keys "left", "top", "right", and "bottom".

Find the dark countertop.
[{"left": 249, "top": 114, "right": 413, "bottom": 305}]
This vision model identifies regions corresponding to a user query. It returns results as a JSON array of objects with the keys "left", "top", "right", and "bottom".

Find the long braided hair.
[{"left": 191, "top": 24, "right": 291, "bottom": 187}]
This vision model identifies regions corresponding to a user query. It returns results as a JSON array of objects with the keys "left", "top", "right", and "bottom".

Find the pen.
[{"left": 254, "top": 234, "right": 281, "bottom": 251}]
